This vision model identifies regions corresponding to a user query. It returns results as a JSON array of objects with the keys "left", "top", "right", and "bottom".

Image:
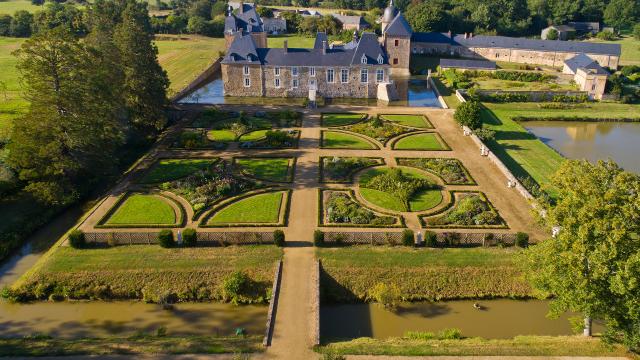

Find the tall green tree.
[
  {"left": 604, "top": 0, "right": 639, "bottom": 30},
  {"left": 521, "top": 160, "right": 640, "bottom": 351},
  {"left": 7, "top": 28, "right": 124, "bottom": 205},
  {"left": 406, "top": 0, "right": 449, "bottom": 32},
  {"left": 113, "top": 0, "right": 169, "bottom": 134}
]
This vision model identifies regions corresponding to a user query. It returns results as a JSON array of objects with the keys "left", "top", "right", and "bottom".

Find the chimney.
[
  {"left": 464, "top": 32, "right": 468, "bottom": 39},
  {"left": 447, "top": 30, "right": 452, "bottom": 38},
  {"left": 469, "top": 32, "right": 473, "bottom": 38},
  {"left": 239, "top": 1, "right": 244, "bottom": 14},
  {"left": 322, "top": 40, "right": 327, "bottom": 54},
  {"left": 283, "top": 40, "right": 288, "bottom": 53}
]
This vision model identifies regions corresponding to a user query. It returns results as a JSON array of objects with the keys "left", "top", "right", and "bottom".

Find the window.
[
  {"left": 275, "top": 78, "right": 281, "bottom": 88},
  {"left": 377, "top": 54, "right": 384, "bottom": 64},
  {"left": 393, "top": 58, "right": 398, "bottom": 65},
  {"left": 376, "top": 69, "right": 384, "bottom": 83},
  {"left": 274, "top": 67, "right": 281, "bottom": 76},
  {"left": 341, "top": 69, "right": 349, "bottom": 83},
  {"left": 244, "top": 77, "right": 250, "bottom": 87},
  {"left": 361, "top": 54, "right": 367, "bottom": 64},
  {"left": 309, "top": 67, "right": 316, "bottom": 77},
  {"left": 394, "top": 39, "right": 399, "bottom": 46},
  {"left": 292, "top": 78, "right": 299, "bottom": 88},
  {"left": 592, "top": 83, "right": 596, "bottom": 91},
  {"left": 243, "top": 66, "right": 250, "bottom": 75},
  {"left": 327, "top": 68, "right": 335, "bottom": 83},
  {"left": 291, "top": 66, "right": 299, "bottom": 76},
  {"left": 360, "top": 68, "right": 368, "bottom": 83}
]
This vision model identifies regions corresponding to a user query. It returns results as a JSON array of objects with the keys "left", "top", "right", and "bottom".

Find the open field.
[
  {"left": 588, "top": 35, "right": 640, "bottom": 66},
  {"left": 318, "top": 247, "right": 531, "bottom": 302},
  {"left": 154, "top": 35, "right": 225, "bottom": 95},
  {"left": 0, "top": 0, "right": 43, "bottom": 14},
  {"left": 0, "top": 36, "right": 26, "bottom": 140},
  {"left": 267, "top": 34, "right": 315, "bottom": 49},
  {"left": 11, "top": 245, "right": 282, "bottom": 302},
  {"left": 321, "top": 336, "right": 634, "bottom": 356}
]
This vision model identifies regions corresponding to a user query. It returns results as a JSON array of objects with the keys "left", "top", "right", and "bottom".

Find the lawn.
[
  {"left": 359, "top": 167, "right": 442, "bottom": 212},
  {"left": 154, "top": 35, "right": 225, "bottom": 95},
  {"left": 267, "top": 34, "right": 315, "bottom": 48},
  {"left": 321, "top": 113, "right": 365, "bottom": 127},
  {"left": 410, "top": 188, "right": 444, "bottom": 211},
  {"left": 587, "top": 35, "right": 640, "bottom": 66},
  {"left": 392, "top": 133, "right": 448, "bottom": 150},
  {"left": 322, "top": 131, "right": 377, "bottom": 149},
  {"left": 207, "top": 129, "right": 237, "bottom": 142},
  {"left": 139, "top": 158, "right": 215, "bottom": 183},
  {"left": 380, "top": 114, "right": 433, "bottom": 128},
  {"left": 105, "top": 194, "right": 176, "bottom": 225},
  {"left": 12, "top": 245, "right": 282, "bottom": 302},
  {"left": 235, "top": 157, "right": 293, "bottom": 182},
  {"left": 208, "top": 191, "right": 285, "bottom": 224},
  {"left": 238, "top": 129, "right": 268, "bottom": 142},
  {"left": 317, "top": 247, "right": 530, "bottom": 302},
  {"left": 0, "top": 0, "right": 44, "bottom": 14},
  {"left": 473, "top": 78, "right": 576, "bottom": 91},
  {"left": 0, "top": 36, "right": 27, "bottom": 141}
]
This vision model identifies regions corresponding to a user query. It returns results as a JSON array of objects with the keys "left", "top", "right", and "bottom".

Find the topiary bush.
[
  {"left": 424, "top": 230, "right": 438, "bottom": 247},
  {"left": 158, "top": 230, "right": 175, "bottom": 248},
  {"left": 68, "top": 229, "right": 86, "bottom": 249},
  {"left": 402, "top": 229, "right": 414, "bottom": 246},
  {"left": 273, "top": 230, "right": 285, "bottom": 247},
  {"left": 515, "top": 232, "right": 529, "bottom": 248},
  {"left": 182, "top": 228, "right": 197, "bottom": 247},
  {"left": 314, "top": 230, "right": 324, "bottom": 247},
  {"left": 454, "top": 100, "right": 482, "bottom": 129},
  {"left": 222, "top": 271, "right": 249, "bottom": 305}
]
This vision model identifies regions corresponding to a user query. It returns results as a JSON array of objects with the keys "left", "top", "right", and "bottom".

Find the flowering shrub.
[{"left": 326, "top": 192, "right": 395, "bottom": 226}]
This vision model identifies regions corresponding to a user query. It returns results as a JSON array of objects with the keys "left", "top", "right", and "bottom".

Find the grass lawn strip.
[
  {"left": 392, "top": 132, "right": 449, "bottom": 151},
  {"left": 321, "top": 336, "right": 630, "bottom": 356},
  {"left": 207, "top": 129, "right": 237, "bottom": 142},
  {"left": 238, "top": 129, "right": 269, "bottom": 142},
  {"left": 359, "top": 188, "right": 406, "bottom": 213},
  {"left": 380, "top": 114, "right": 433, "bottom": 129},
  {"left": 318, "top": 247, "right": 531, "bottom": 302},
  {"left": 321, "top": 113, "right": 366, "bottom": 127},
  {"left": 11, "top": 245, "right": 282, "bottom": 302},
  {"left": 139, "top": 158, "right": 216, "bottom": 184},
  {"left": 410, "top": 188, "right": 444, "bottom": 212},
  {"left": 321, "top": 130, "right": 378, "bottom": 150},
  {"left": 104, "top": 194, "right": 177, "bottom": 226},
  {"left": 234, "top": 157, "right": 294, "bottom": 182},
  {"left": 207, "top": 190, "right": 286, "bottom": 225}
]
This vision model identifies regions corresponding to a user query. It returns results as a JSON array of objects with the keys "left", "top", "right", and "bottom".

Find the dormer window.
[
  {"left": 361, "top": 54, "right": 367, "bottom": 64},
  {"left": 377, "top": 54, "right": 384, "bottom": 64}
]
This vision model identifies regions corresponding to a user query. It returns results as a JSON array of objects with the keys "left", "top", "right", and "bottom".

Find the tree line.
[{"left": 5, "top": 0, "right": 169, "bottom": 205}]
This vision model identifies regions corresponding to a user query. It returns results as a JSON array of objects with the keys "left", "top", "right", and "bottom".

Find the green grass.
[
  {"left": 140, "top": 158, "right": 215, "bottom": 183},
  {"left": 238, "top": 129, "right": 268, "bottom": 142},
  {"left": 12, "top": 245, "right": 282, "bottom": 302},
  {"left": 587, "top": 35, "right": 640, "bottom": 66},
  {"left": 321, "top": 113, "right": 365, "bottom": 127},
  {"left": 432, "top": 76, "right": 460, "bottom": 109},
  {"left": 0, "top": 0, "right": 44, "bottom": 14},
  {"left": 473, "top": 78, "right": 576, "bottom": 91},
  {"left": 322, "top": 131, "right": 377, "bottom": 149},
  {"left": 105, "top": 194, "right": 176, "bottom": 225},
  {"left": 317, "top": 247, "right": 531, "bottom": 302},
  {"left": 321, "top": 336, "right": 632, "bottom": 357},
  {"left": 0, "top": 37, "right": 27, "bottom": 141},
  {"left": 410, "top": 188, "right": 443, "bottom": 211},
  {"left": 359, "top": 167, "right": 442, "bottom": 212},
  {"left": 359, "top": 188, "right": 406, "bottom": 212},
  {"left": 380, "top": 114, "right": 433, "bottom": 128},
  {"left": 392, "top": 133, "right": 447, "bottom": 150},
  {"left": 267, "top": 34, "right": 315, "bottom": 48},
  {"left": 154, "top": 35, "right": 225, "bottom": 95},
  {"left": 208, "top": 191, "right": 285, "bottom": 224},
  {"left": 207, "top": 129, "right": 237, "bottom": 142},
  {"left": 235, "top": 157, "right": 292, "bottom": 182}
]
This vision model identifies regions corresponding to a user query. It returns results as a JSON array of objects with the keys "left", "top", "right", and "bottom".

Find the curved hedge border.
[
  {"left": 95, "top": 192, "right": 186, "bottom": 229},
  {"left": 340, "top": 118, "right": 419, "bottom": 147},
  {"left": 320, "top": 112, "right": 367, "bottom": 127},
  {"left": 317, "top": 188, "right": 406, "bottom": 228},
  {"left": 395, "top": 157, "right": 477, "bottom": 185},
  {"left": 135, "top": 157, "right": 220, "bottom": 185},
  {"left": 379, "top": 114, "right": 434, "bottom": 129},
  {"left": 232, "top": 156, "right": 297, "bottom": 183},
  {"left": 320, "top": 130, "right": 381, "bottom": 150},
  {"left": 241, "top": 130, "right": 301, "bottom": 149},
  {"left": 419, "top": 190, "right": 508, "bottom": 229},
  {"left": 389, "top": 131, "right": 451, "bottom": 151},
  {"left": 318, "top": 157, "right": 385, "bottom": 184},
  {"left": 199, "top": 188, "right": 291, "bottom": 228}
]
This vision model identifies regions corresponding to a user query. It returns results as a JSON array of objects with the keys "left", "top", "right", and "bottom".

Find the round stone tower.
[{"left": 381, "top": 0, "right": 397, "bottom": 33}]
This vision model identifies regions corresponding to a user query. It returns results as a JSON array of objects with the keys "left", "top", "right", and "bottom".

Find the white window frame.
[
  {"left": 275, "top": 78, "right": 281, "bottom": 88},
  {"left": 361, "top": 54, "right": 367, "bottom": 64},
  {"left": 243, "top": 66, "right": 250, "bottom": 75},
  {"left": 327, "top": 68, "right": 335, "bottom": 83},
  {"left": 291, "top": 66, "right": 299, "bottom": 76},
  {"left": 341, "top": 69, "right": 349, "bottom": 83},
  {"left": 360, "top": 68, "right": 368, "bottom": 83},
  {"left": 244, "top": 77, "right": 251, "bottom": 87},
  {"left": 377, "top": 54, "right": 384, "bottom": 64},
  {"left": 309, "top": 67, "right": 316, "bottom": 77},
  {"left": 292, "top": 78, "right": 299, "bottom": 88},
  {"left": 274, "top": 67, "right": 281, "bottom": 76},
  {"left": 376, "top": 68, "right": 384, "bottom": 83}
]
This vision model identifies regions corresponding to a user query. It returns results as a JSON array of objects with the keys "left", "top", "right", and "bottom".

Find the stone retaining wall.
[
  {"left": 310, "top": 260, "right": 321, "bottom": 346},
  {"left": 171, "top": 58, "right": 221, "bottom": 102},
  {"left": 263, "top": 260, "right": 283, "bottom": 347},
  {"left": 428, "top": 76, "right": 449, "bottom": 109}
]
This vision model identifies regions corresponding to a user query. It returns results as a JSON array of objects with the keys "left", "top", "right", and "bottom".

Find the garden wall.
[
  {"left": 263, "top": 260, "right": 282, "bottom": 347},
  {"left": 171, "top": 58, "right": 222, "bottom": 102},
  {"left": 74, "top": 231, "right": 276, "bottom": 246},
  {"left": 432, "top": 231, "right": 518, "bottom": 246},
  {"left": 311, "top": 260, "right": 320, "bottom": 346}
]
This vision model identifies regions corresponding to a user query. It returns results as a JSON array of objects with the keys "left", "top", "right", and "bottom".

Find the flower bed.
[
  {"left": 239, "top": 130, "right": 300, "bottom": 149},
  {"left": 359, "top": 167, "right": 442, "bottom": 212},
  {"left": 396, "top": 158, "right": 475, "bottom": 185},
  {"left": 320, "top": 157, "right": 384, "bottom": 183},
  {"left": 344, "top": 116, "right": 413, "bottom": 145},
  {"left": 421, "top": 192, "right": 507, "bottom": 229},
  {"left": 319, "top": 190, "right": 403, "bottom": 228}
]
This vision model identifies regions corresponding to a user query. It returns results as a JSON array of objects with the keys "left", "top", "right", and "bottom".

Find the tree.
[
  {"left": 604, "top": 0, "right": 639, "bottom": 30},
  {"left": 9, "top": 10, "right": 33, "bottom": 37},
  {"left": 32, "top": 3, "right": 87, "bottom": 36},
  {"left": 634, "top": 23, "right": 640, "bottom": 40},
  {"left": 405, "top": 1, "right": 449, "bottom": 32},
  {"left": 7, "top": 28, "right": 124, "bottom": 205},
  {"left": 31, "top": 0, "right": 45, "bottom": 5},
  {"left": 454, "top": 100, "right": 482, "bottom": 129},
  {"left": 187, "top": 15, "right": 208, "bottom": 34},
  {"left": 187, "top": 0, "right": 212, "bottom": 20},
  {"left": 546, "top": 28, "right": 559, "bottom": 40},
  {"left": 521, "top": 160, "right": 640, "bottom": 350},
  {"left": 211, "top": 1, "right": 227, "bottom": 17},
  {"left": 113, "top": 1, "right": 169, "bottom": 134},
  {"left": 256, "top": 6, "right": 273, "bottom": 18},
  {"left": 167, "top": 14, "right": 188, "bottom": 33},
  {"left": 0, "top": 14, "right": 11, "bottom": 36}
]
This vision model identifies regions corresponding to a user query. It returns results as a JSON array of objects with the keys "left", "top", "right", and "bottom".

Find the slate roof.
[
  {"left": 313, "top": 32, "right": 328, "bottom": 49},
  {"left": 384, "top": 12, "right": 412, "bottom": 37},
  {"left": 568, "top": 21, "right": 600, "bottom": 32},
  {"left": 332, "top": 14, "right": 368, "bottom": 27},
  {"left": 564, "top": 53, "right": 609, "bottom": 75},
  {"left": 440, "top": 59, "right": 496, "bottom": 70},
  {"left": 224, "top": 3, "right": 264, "bottom": 34},
  {"left": 222, "top": 32, "right": 389, "bottom": 67},
  {"left": 550, "top": 25, "right": 576, "bottom": 32},
  {"left": 411, "top": 32, "right": 621, "bottom": 56}
]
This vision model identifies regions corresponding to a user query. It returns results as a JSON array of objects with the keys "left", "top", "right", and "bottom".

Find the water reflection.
[
  {"left": 524, "top": 121, "right": 640, "bottom": 173},
  {"left": 389, "top": 78, "right": 442, "bottom": 108}
]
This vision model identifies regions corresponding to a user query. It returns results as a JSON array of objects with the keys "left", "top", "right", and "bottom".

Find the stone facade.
[
  {"left": 384, "top": 35, "right": 411, "bottom": 76},
  {"left": 221, "top": 63, "right": 264, "bottom": 97}
]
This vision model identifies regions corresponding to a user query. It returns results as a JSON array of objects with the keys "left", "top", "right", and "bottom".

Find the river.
[{"left": 524, "top": 121, "right": 640, "bottom": 173}]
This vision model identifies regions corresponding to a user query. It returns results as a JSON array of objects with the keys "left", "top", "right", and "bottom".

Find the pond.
[
  {"left": 0, "top": 300, "right": 267, "bottom": 339},
  {"left": 389, "top": 78, "right": 443, "bottom": 108},
  {"left": 321, "top": 299, "right": 597, "bottom": 340},
  {"left": 524, "top": 121, "right": 640, "bottom": 173}
]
